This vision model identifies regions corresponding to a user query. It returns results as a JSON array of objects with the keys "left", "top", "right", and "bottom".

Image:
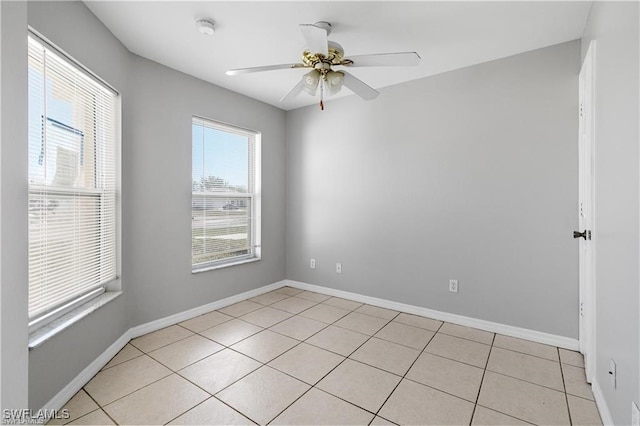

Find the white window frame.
[
  {"left": 27, "top": 30, "right": 121, "bottom": 333},
  {"left": 191, "top": 116, "right": 261, "bottom": 272}
]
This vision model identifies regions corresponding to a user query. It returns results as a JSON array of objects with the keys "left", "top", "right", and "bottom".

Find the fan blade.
[
  {"left": 342, "top": 52, "right": 421, "bottom": 67},
  {"left": 342, "top": 71, "right": 379, "bottom": 100},
  {"left": 299, "top": 23, "right": 328, "bottom": 56},
  {"left": 280, "top": 78, "right": 305, "bottom": 103},
  {"left": 226, "top": 63, "right": 305, "bottom": 76}
]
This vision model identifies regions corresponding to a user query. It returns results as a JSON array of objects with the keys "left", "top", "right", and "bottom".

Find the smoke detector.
[{"left": 196, "top": 19, "right": 215, "bottom": 36}]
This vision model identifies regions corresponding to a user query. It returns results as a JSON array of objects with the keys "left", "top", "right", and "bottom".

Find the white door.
[{"left": 578, "top": 41, "right": 596, "bottom": 383}]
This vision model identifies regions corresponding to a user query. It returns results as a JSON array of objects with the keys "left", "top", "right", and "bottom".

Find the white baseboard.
[
  {"left": 129, "top": 280, "right": 286, "bottom": 339},
  {"left": 41, "top": 280, "right": 287, "bottom": 412},
  {"left": 591, "top": 379, "right": 614, "bottom": 425},
  {"left": 43, "top": 278, "right": 585, "bottom": 414},
  {"left": 41, "top": 331, "right": 132, "bottom": 412},
  {"left": 286, "top": 280, "right": 580, "bottom": 351}
]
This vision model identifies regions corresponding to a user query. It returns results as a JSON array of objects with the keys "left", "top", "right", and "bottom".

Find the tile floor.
[{"left": 51, "top": 287, "right": 603, "bottom": 425}]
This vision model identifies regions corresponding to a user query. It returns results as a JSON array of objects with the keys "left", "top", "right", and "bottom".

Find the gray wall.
[
  {"left": 124, "top": 55, "right": 286, "bottom": 327},
  {"left": 23, "top": 1, "right": 287, "bottom": 410},
  {"left": 582, "top": 2, "right": 640, "bottom": 424},
  {"left": 1, "top": 0, "right": 29, "bottom": 411},
  {"left": 286, "top": 40, "right": 580, "bottom": 338},
  {"left": 26, "top": 1, "right": 132, "bottom": 409}
]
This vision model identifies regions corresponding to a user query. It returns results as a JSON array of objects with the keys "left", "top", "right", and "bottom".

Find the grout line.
[
  {"left": 491, "top": 344, "right": 561, "bottom": 363},
  {"left": 82, "top": 287, "right": 582, "bottom": 426},
  {"left": 436, "top": 331, "right": 495, "bottom": 347},
  {"left": 559, "top": 346, "right": 574, "bottom": 425},
  {"left": 258, "top": 302, "right": 379, "bottom": 424},
  {"left": 77, "top": 390, "right": 118, "bottom": 426},
  {"left": 266, "top": 313, "right": 400, "bottom": 422},
  {"left": 487, "top": 370, "right": 569, "bottom": 395},
  {"left": 474, "top": 403, "right": 538, "bottom": 425},
  {"left": 370, "top": 322, "right": 441, "bottom": 421},
  {"left": 211, "top": 394, "right": 260, "bottom": 425},
  {"left": 162, "top": 395, "right": 214, "bottom": 425},
  {"left": 85, "top": 354, "right": 174, "bottom": 410},
  {"left": 128, "top": 327, "right": 195, "bottom": 354},
  {"left": 470, "top": 332, "right": 496, "bottom": 424}
]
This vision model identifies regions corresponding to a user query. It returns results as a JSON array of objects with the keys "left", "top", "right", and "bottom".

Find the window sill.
[
  {"left": 28, "top": 291, "right": 122, "bottom": 350},
  {"left": 192, "top": 257, "right": 261, "bottom": 274}
]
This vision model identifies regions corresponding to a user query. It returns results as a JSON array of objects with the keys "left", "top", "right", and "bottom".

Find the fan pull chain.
[{"left": 319, "top": 78, "right": 324, "bottom": 111}]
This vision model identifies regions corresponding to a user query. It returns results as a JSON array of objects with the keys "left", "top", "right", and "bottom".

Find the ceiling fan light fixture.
[
  {"left": 302, "top": 70, "right": 320, "bottom": 95},
  {"left": 326, "top": 70, "right": 344, "bottom": 96},
  {"left": 196, "top": 19, "right": 215, "bottom": 36}
]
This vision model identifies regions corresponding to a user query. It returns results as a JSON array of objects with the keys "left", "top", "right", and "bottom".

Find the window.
[
  {"left": 192, "top": 117, "right": 261, "bottom": 271},
  {"left": 28, "top": 33, "right": 118, "bottom": 329}
]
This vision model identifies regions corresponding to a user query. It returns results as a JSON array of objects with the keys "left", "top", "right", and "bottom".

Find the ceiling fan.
[{"left": 226, "top": 22, "right": 421, "bottom": 110}]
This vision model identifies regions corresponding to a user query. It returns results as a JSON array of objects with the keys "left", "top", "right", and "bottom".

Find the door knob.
[{"left": 573, "top": 230, "right": 591, "bottom": 240}]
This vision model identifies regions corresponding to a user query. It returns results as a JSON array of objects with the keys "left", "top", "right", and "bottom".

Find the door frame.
[{"left": 578, "top": 40, "right": 596, "bottom": 383}]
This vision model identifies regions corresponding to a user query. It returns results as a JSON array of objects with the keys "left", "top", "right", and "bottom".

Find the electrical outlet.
[
  {"left": 609, "top": 359, "right": 617, "bottom": 389},
  {"left": 632, "top": 402, "right": 640, "bottom": 426},
  {"left": 310, "top": 259, "right": 316, "bottom": 269},
  {"left": 336, "top": 263, "right": 342, "bottom": 274},
  {"left": 449, "top": 279, "right": 458, "bottom": 293}
]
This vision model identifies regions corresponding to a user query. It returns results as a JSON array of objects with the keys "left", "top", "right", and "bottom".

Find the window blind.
[
  {"left": 191, "top": 117, "right": 260, "bottom": 269},
  {"left": 28, "top": 34, "right": 118, "bottom": 321}
]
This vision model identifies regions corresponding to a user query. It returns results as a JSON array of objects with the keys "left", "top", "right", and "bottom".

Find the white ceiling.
[{"left": 85, "top": 1, "right": 592, "bottom": 111}]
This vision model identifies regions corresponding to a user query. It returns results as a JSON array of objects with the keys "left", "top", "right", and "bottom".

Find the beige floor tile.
[
  {"left": 274, "top": 286, "right": 304, "bottom": 296},
  {"left": 130, "top": 325, "right": 193, "bottom": 353},
  {"left": 439, "top": 323, "right": 495, "bottom": 344},
  {"left": 322, "top": 297, "right": 363, "bottom": 311},
  {"left": 217, "top": 366, "right": 310, "bottom": 425},
  {"left": 487, "top": 347, "right": 564, "bottom": 391},
  {"left": 425, "top": 333, "right": 491, "bottom": 368},
  {"left": 350, "top": 337, "right": 420, "bottom": 376},
  {"left": 47, "top": 390, "right": 98, "bottom": 425},
  {"left": 178, "top": 348, "right": 261, "bottom": 394},
  {"left": 370, "top": 416, "right": 398, "bottom": 425},
  {"left": 316, "top": 359, "right": 401, "bottom": 413},
  {"left": 375, "top": 321, "right": 435, "bottom": 350},
  {"left": 299, "top": 303, "right": 350, "bottom": 324},
  {"left": 334, "top": 311, "right": 389, "bottom": 335},
  {"left": 406, "top": 352, "right": 484, "bottom": 402},
  {"left": 295, "top": 290, "right": 332, "bottom": 302},
  {"left": 269, "top": 315, "right": 327, "bottom": 340},
  {"left": 200, "top": 319, "right": 263, "bottom": 346},
  {"left": 379, "top": 379, "right": 475, "bottom": 425},
  {"left": 559, "top": 348, "right": 585, "bottom": 368},
  {"left": 68, "top": 409, "right": 114, "bottom": 425},
  {"left": 104, "top": 374, "right": 208, "bottom": 425},
  {"left": 306, "top": 325, "right": 369, "bottom": 356},
  {"left": 84, "top": 355, "right": 172, "bottom": 406},
  {"left": 477, "top": 371, "right": 570, "bottom": 425},
  {"left": 562, "top": 363, "right": 594, "bottom": 400},
  {"left": 270, "top": 296, "right": 317, "bottom": 314},
  {"left": 249, "top": 291, "right": 290, "bottom": 306},
  {"left": 567, "top": 395, "right": 602, "bottom": 425},
  {"left": 148, "top": 334, "right": 224, "bottom": 370},
  {"left": 239, "top": 306, "right": 293, "bottom": 328},
  {"left": 168, "top": 397, "right": 254, "bottom": 425},
  {"left": 231, "top": 330, "right": 299, "bottom": 363},
  {"left": 493, "top": 334, "right": 559, "bottom": 361},
  {"left": 179, "top": 310, "right": 232, "bottom": 333},
  {"left": 355, "top": 304, "right": 399, "bottom": 320},
  {"left": 394, "top": 313, "right": 443, "bottom": 331},
  {"left": 269, "top": 343, "right": 344, "bottom": 385},
  {"left": 218, "top": 300, "right": 263, "bottom": 317},
  {"left": 102, "top": 344, "right": 143, "bottom": 370},
  {"left": 272, "top": 388, "right": 374, "bottom": 425},
  {"left": 471, "top": 406, "right": 530, "bottom": 425}
]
